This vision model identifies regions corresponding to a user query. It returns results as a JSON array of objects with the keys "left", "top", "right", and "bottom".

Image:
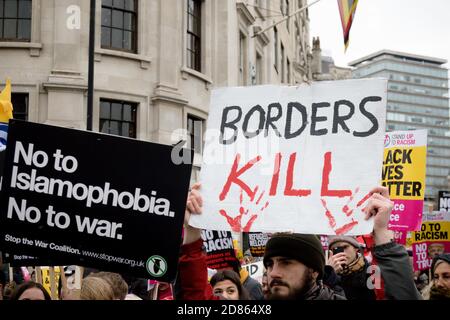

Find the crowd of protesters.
[{"left": 0, "top": 184, "right": 449, "bottom": 301}]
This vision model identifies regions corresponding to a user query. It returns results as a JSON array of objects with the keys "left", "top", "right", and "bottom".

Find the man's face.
[
  {"left": 265, "top": 256, "right": 317, "bottom": 300},
  {"left": 428, "top": 244, "right": 445, "bottom": 259},
  {"left": 330, "top": 241, "right": 358, "bottom": 264}
]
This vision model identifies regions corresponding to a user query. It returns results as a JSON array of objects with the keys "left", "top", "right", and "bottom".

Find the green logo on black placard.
[{"left": 146, "top": 255, "right": 167, "bottom": 277}]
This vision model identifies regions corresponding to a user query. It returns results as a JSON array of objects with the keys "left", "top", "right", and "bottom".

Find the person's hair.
[
  {"left": 210, "top": 270, "right": 251, "bottom": 300},
  {"left": 90, "top": 272, "right": 128, "bottom": 300},
  {"left": 431, "top": 253, "right": 450, "bottom": 275},
  {"left": 80, "top": 276, "right": 115, "bottom": 300},
  {"left": 9, "top": 281, "right": 52, "bottom": 300}
]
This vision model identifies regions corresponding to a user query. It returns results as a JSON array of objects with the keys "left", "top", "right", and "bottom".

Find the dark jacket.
[
  {"left": 242, "top": 274, "right": 264, "bottom": 300},
  {"left": 324, "top": 258, "right": 376, "bottom": 300},
  {"left": 324, "top": 241, "right": 423, "bottom": 300},
  {"left": 373, "top": 241, "right": 422, "bottom": 300},
  {"left": 304, "top": 283, "right": 347, "bottom": 300}
]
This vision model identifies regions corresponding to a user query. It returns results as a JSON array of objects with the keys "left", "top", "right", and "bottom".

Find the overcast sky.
[{"left": 308, "top": 0, "right": 450, "bottom": 70}]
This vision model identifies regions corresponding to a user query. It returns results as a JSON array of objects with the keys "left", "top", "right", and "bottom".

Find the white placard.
[{"left": 191, "top": 79, "right": 387, "bottom": 235}]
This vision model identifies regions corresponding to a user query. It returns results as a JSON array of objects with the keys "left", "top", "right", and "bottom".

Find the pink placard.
[{"left": 388, "top": 199, "right": 423, "bottom": 231}]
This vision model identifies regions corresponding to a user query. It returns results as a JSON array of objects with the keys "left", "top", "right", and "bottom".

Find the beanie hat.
[
  {"left": 328, "top": 235, "right": 361, "bottom": 250},
  {"left": 263, "top": 233, "right": 325, "bottom": 279}
]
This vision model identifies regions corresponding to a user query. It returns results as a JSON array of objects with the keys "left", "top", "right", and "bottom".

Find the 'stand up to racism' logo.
[{"left": 384, "top": 134, "right": 391, "bottom": 148}]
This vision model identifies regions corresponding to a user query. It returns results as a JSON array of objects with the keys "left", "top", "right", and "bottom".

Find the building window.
[
  {"left": 0, "top": 0, "right": 32, "bottom": 41},
  {"left": 274, "top": 27, "right": 278, "bottom": 72},
  {"left": 100, "top": 99, "right": 137, "bottom": 138},
  {"left": 187, "top": 115, "right": 203, "bottom": 154},
  {"left": 11, "top": 93, "right": 28, "bottom": 120},
  {"left": 187, "top": 0, "right": 201, "bottom": 72},
  {"left": 101, "top": 0, "right": 137, "bottom": 52}
]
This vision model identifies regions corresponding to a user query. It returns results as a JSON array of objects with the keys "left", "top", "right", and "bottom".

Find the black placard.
[
  {"left": 439, "top": 191, "right": 450, "bottom": 212},
  {"left": 201, "top": 230, "right": 239, "bottom": 270},
  {"left": 0, "top": 120, "right": 192, "bottom": 281}
]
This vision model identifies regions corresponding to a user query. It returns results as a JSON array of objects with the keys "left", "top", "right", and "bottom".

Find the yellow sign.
[
  {"left": 382, "top": 146, "right": 427, "bottom": 200},
  {"left": 412, "top": 221, "right": 450, "bottom": 243},
  {"left": 41, "top": 267, "right": 61, "bottom": 298}
]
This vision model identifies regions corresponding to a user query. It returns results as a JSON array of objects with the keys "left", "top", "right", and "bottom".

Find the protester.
[
  {"left": 89, "top": 272, "right": 128, "bottom": 300},
  {"left": 177, "top": 183, "right": 215, "bottom": 300},
  {"left": 261, "top": 270, "right": 270, "bottom": 300},
  {"left": 9, "top": 281, "right": 51, "bottom": 300},
  {"left": 210, "top": 270, "right": 251, "bottom": 300},
  {"left": 428, "top": 253, "right": 450, "bottom": 300},
  {"left": 223, "top": 259, "right": 264, "bottom": 300},
  {"left": 181, "top": 185, "right": 422, "bottom": 300},
  {"left": 80, "top": 276, "right": 115, "bottom": 300},
  {"left": 148, "top": 281, "right": 174, "bottom": 300},
  {"left": 324, "top": 235, "right": 376, "bottom": 300}
]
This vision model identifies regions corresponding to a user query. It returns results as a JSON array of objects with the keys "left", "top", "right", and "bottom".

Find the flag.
[
  {"left": 0, "top": 78, "right": 13, "bottom": 124},
  {"left": 0, "top": 78, "right": 13, "bottom": 150},
  {"left": 337, "top": 0, "right": 359, "bottom": 51},
  {"left": 0, "top": 123, "right": 7, "bottom": 151}
]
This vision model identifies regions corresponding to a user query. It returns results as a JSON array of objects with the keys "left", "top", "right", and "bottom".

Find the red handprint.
[
  {"left": 321, "top": 187, "right": 371, "bottom": 235},
  {"left": 219, "top": 188, "right": 269, "bottom": 232}
]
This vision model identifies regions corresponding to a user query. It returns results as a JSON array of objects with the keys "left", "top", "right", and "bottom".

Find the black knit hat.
[{"left": 263, "top": 233, "right": 325, "bottom": 279}]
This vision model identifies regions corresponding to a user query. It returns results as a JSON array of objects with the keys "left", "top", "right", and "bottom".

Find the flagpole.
[
  {"left": 252, "top": 0, "right": 323, "bottom": 38},
  {"left": 87, "top": 0, "right": 96, "bottom": 132}
]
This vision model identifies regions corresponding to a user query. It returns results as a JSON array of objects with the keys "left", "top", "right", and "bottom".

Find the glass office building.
[{"left": 350, "top": 50, "right": 450, "bottom": 203}]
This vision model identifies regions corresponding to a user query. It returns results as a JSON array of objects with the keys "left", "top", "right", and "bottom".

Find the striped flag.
[
  {"left": 0, "top": 123, "right": 7, "bottom": 151},
  {"left": 337, "top": 0, "right": 359, "bottom": 51}
]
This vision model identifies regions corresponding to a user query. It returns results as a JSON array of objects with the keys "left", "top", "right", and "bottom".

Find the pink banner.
[
  {"left": 394, "top": 230, "right": 408, "bottom": 245},
  {"left": 412, "top": 242, "right": 450, "bottom": 271},
  {"left": 388, "top": 199, "right": 423, "bottom": 231}
]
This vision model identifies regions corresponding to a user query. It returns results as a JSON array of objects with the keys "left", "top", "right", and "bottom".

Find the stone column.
[
  {"left": 151, "top": 0, "right": 187, "bottom": 145},
  {"left": 44, "top": 0, "right": 87, "bottom": 129}
]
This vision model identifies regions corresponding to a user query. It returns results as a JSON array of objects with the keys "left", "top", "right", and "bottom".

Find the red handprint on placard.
[
  {"left": 321, "top": 187, "right": 371, "bottom": 235},
  {"left": 219, "top": 188, "right": 269, "bottom": 232}
]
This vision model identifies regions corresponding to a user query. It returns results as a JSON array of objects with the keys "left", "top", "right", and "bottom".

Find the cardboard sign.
[
  {"left": 411, "top": 217, "right": 450, "bottom": 271},
  {"left": 0, "top": 120, "right": 192, "bottom": 281},
  {"left": 190, "top": 80, "right": 387, "bottom": 235},
  {"left": 242, "top": 261, "right": 264, "bottom": 284},
  {"left": 393, "top": 230, "right": 413, "bottom": 248},
  {"left": 41, "top": 266, "right": 61, "bottom": 298},
  {"left": 201, "top": 230, "right": 239, "bottom": 270},
  {"left": 248, "top": 233, "right": 269, "bottom": 257},
  {"left": 383, "top": 130, "right": 427, "bottom": 231},
  {"left": 439, "top": 191, "right": 450, "bottom": 213}
]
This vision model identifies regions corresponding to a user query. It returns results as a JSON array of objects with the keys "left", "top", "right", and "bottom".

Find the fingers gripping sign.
[
  {"left": 185, "top": 183, "right": 202, "bottom": 226},
  {"left": 363, "top": 186, "right": 395, "bottom": 245},
  {"left": 183, "top": 183, "right": 203, "bottom": 245}
]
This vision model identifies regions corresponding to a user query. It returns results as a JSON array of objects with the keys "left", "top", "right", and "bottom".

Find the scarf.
[{"left": 341, "top": 253, "right": 365, "bottom": 276}]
